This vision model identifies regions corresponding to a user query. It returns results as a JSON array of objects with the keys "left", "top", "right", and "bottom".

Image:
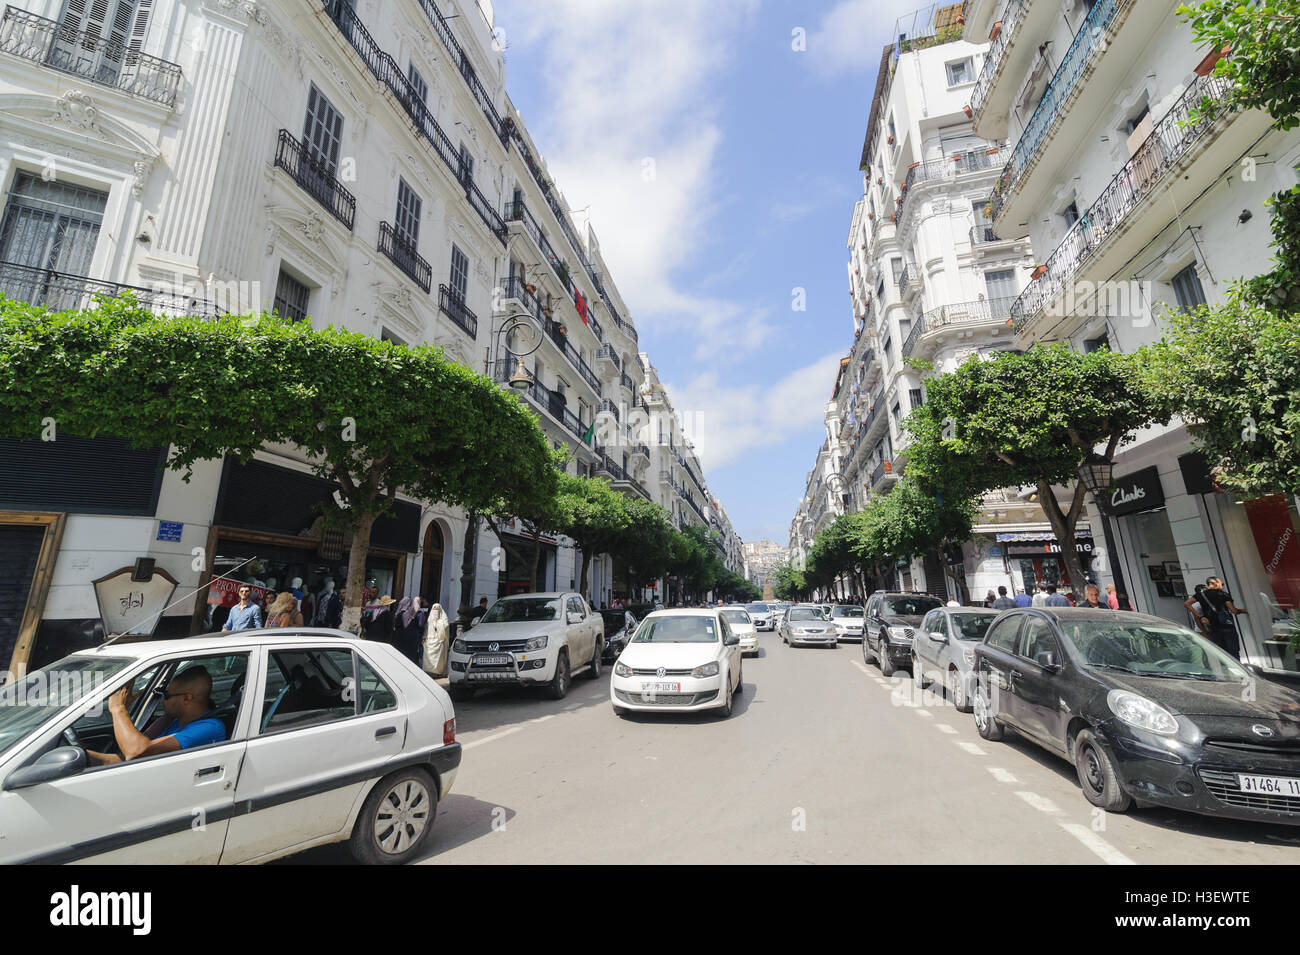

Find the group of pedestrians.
[{"left": 362, "top": 595, "right": 452, "bottom": 675}]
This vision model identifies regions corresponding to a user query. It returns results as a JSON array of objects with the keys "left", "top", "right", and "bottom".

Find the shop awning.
[{"left": 995, "top": 528, "right": 1092, "bottom": 542}]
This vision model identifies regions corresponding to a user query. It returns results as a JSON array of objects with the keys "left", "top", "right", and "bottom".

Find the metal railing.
[
  {"left": 991, "top": 0, "right": 1128, "bottom": 223},
  {"left": 598, "top": 398, "right": 620, "bottom": 423},
  {"left": 274, "top": 129, "right": 356, "bottom": 230},
  {"left": 438, "top": 284, "right": 478, "bottom": 338},
  {"left": 549, "top": 325, "right": 601, "bottom": 392},
  {"left": 970, "top": 224, "right": 1001, "bottom": 245},
  {"left": 968, "top": 0, "right": 1028, "bottom": 125},
  {"left": 414, "top": 0, "right": 507, "bottom": 142},
  {"left": 595, "top": 344, "right": 622, "bottom": 371},
  {"left": 0, "top": 260, "right": 220, "bottom": 317},
  {"left": 0, "top": 6, "right": 182, "bottom": 106},
  {"left": 619, "top": 370, "right": 635, "bottom": 393},
  {"left": 378, "top": 223, "right": 432, "bottom": 292},
  {"left": 898, "top": 149, "right": 1008, "bottom": 222},
  {"left": 505, "top": 198, "right": 569, "bottom": 291},
  {"left": 1009, "top": 72, "right": 1233, "bottom": 332},
  {"left": 902, "top": 296, "right": 1016, "bottom": 358}
]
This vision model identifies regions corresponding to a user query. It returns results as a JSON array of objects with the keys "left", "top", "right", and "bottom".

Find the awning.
[{"left": 995, "top": 528, "right": 1092, "bottom": 542}]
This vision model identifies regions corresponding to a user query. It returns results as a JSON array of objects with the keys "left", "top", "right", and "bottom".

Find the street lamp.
[
  {"left": 1077, "top": 454, "right": 1132, "bottom": 610},
  {"left": 489, "top": 310, "right": 543, "bottom": 392}
]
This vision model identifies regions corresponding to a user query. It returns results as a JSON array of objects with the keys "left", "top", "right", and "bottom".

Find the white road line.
[
  {"left": 462, "top": 726, "right": 523, "bottom": 750},
  {"left": 1014, "top": 791, "right": 1062, "bottom": 815},
  {"left": 955, "top": 740, "right": 986, "bottom": 756},
  {"left": 1058, "top": 822, "right": 1137, "bottom": 865},
  {"left": 934, "top": 723, "right": 958, "bottom": 735},
  {"left": 525, "top": 713, "right": 558, "bottom": 725},
  {"left": 987, "top": 767, "right": 1020, "bottom": 784},
  {"left": 913, "top": 708, "right": 933, "bottom": 718},
  {"left": 563, "top": 702, "right": 583, "bottom": 711}
]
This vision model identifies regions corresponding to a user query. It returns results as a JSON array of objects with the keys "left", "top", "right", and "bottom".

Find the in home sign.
[{"left": 1108, "top": 466, "right": 1166, "bottom": 517}]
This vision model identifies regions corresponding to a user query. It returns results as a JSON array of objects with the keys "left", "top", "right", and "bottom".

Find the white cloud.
[
  {"left": 805, "top": 0, "right": 925, "bottom": 77},
  {"left": 667, "top": 350, "right": 844, "bottom": 470}
]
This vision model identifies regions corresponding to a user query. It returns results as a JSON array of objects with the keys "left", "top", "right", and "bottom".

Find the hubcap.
[
  {"left": 1082, "top": 745, "right": 1104, "bottom": 793},
  {"left": 374, "top": 779, "right": 431, "bottom": 855}
]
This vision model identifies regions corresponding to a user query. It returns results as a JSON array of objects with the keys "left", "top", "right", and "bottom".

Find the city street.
[{"left": 290, "top": 631, "right": 1300, "bottom": 865}]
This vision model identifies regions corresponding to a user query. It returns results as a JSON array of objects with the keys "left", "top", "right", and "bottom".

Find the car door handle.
[
  {"left": 195, "top": 765, "right": 223, "bottom": 778},
  {"left": 374, "top": 726, "right": 397, "bottom": 739}
]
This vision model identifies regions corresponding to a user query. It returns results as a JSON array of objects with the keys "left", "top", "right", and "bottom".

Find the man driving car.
[{"left": 86, "top": 666, "right": 227, "bottom": 765}]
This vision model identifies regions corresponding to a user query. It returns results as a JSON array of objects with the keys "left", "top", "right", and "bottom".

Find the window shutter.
[{"left": 128, "top": 0, "right": 153, "bottom": 51}]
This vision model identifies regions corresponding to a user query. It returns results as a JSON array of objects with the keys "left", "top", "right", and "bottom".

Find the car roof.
[
  {"left": 83, "top": 628, "right": 363, "bottom": 660},
  {"left": 498, "top": 592, "right": 568, "bottom": 599},
  {"left": 646, "top": 608, "right": 721, "bottom": 617}
]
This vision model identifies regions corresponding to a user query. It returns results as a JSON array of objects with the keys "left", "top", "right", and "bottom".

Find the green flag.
[{"left": 582, "top": 423, "right": 595, "bottom": 444}]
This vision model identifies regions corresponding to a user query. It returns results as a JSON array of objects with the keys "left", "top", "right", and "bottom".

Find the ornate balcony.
[
  {"left": 438, "top": 284, "right": 478, "bottom": 338},
  {"left": 273, "top": 129, "right": 356, "bottom": 231},
  {"left": 0, "top": 6, "right": 183, "bottom": 107},
  {"left": 898, "top": 148, "right": 1008, "bottom": 227},
  {"left": 902, "top": 296, "right": 1016, "bottom": 359},
  {"left": 595, "top": 344, "right": 621, "bottom": 379},
  {"left": 967, "top": 0, "right": 1030, "bottom": 133},
  {"left": 378, "top": 223, "right": 432, "bottom": 293},
  {"left": 0, "top": 260, "right": 219, "bottom": 317}
]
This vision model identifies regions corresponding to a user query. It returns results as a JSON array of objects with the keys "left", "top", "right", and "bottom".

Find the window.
[
  {"left": 1082, "top": 331, "right": 1110, "bottom": 353},
  {"left": 52, "top": 0, "right": 150, "bottom": 83},
  {"left": 0, "top": 171, "right": 108, "bottom": 281},
  {"left": 1124, "top": 103, "right": 1150, "bottom": 137},
  {"left": 909, "top": 387, "right": 925, "bottom": 410},
  {"left": 407, "top": 63, "right": 428, "bottom": 107},
  {"left": 356, "top": 657, "right": 396, "bottom": 714},
  {"left": 1020, "top": 618, "right": 1059, "bottom": 662},
  {"left": 985, "top": 616, "right": 1022, "bottom": 653},
  {"left": 457, "top": 143, "right": 474, "bottom": 186},
  {"left": 887, "top": 116, "right": 897, "bottom": 143},
  {"left": 395, "top": 178, "right": 422, "bottom": 248},
  {"left": 899, "top": 318, "right": 912, "bottom": 340},
  {"left": 381, "top": 328, "right": 407, "bottom": 346},
  {"left": 259, "top": 649, "right": 356, "bottom": 734},
  {"left": 449, "top": 244, "right": 469, "bottom": 301},
  {"left": 984, "top": 268, "right": 1017, "bottom": 302},
  {"left": 302, "top": 84, "right": 343, "bottom": 173},
  {"left": 881, "top": 336, "right": 892, "bottom": 362},
  {"left": 1063, "top": 201, "right": 1080, "bottom": 227},
  {"left": 273, "top": 269, "right": 311, "bottom": 322},
  {"left": 946, "top": 57, "right": 973, "bottom": 86},
  {"left": 876, "top": 277, "right": 886, "bottom": 299},
  {"left": 1171, "top": 264, "right": 1206, "bottom": 310},
  {"left": 891, "top": 257, "right": 904, "bottom": 284}
]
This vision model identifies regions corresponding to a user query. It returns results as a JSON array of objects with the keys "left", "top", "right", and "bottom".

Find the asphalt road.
[{"left": 288, "top": 630, "right": 1300, "bottom": 864}]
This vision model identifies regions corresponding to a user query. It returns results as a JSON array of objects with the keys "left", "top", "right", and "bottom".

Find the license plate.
[
  {"left": 474, "top": 654, "right": 511, "bottom": 666},
  {"left": 1237, "top": 773, "right": 1300, "bottom": 796},
  {"left": 640, "top": 682, "right": 680, "bottom": 693}
]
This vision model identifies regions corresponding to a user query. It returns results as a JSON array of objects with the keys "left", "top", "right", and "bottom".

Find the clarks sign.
[{"left": 1108, "top": 466, "right": 1166, "bottom": 517}]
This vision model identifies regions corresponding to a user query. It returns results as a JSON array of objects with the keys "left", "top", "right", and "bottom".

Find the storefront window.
[{"left": 1234, "top": 494, "right": 1300, "bottom": 671}]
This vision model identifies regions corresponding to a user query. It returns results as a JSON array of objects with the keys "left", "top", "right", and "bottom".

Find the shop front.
[
  {"left": 493, "top": 518, "right": 557, "bottom": 597},
  {"left": 1105, "top": 465, "right": 1192, "bottom": 621},
  {"left": 998, "top": 530, "right": 1095, "bottom": 595},
  {"left": 1218, "top": 492, "right": 1300, "bottom": 673}
]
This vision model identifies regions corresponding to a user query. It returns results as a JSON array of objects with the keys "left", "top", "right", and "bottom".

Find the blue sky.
[{"left": 491, "top": 0, "right": 925, "bottom": 545}]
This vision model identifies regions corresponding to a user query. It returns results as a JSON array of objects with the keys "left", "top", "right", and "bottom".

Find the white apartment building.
[
  {"left": 966, "top": 0, "right": 1300, "bottom": 671},
  {"left": 0, "top": 0, "right": 735, "bottom": 671}
]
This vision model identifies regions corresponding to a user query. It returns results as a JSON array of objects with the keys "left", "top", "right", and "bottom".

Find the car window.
[
  {"left": 260, "top": 649, "right": 355, "bottom": 734},
  {"left": 788, "top": 608, "right": 824, "bottom": 621},
  {"left": 1020, "top": 618, "right": 1059, "bottom": 663},
  {"left": 67, "top": 663, "right": 167, "bottom": 758},
  {"left": 0, "top": 655, "right": 135, "bottom": 760},
  {"left": 632, "top": 616, "right": 719, "bottom": 643},
  {"left": 883, "top": 596, "right": 943, "bottom": 616},
  {"left": 985, "top": 615, "right": 1022, "bottom": 653},
  {"left": 482, "top": 597, "right": 560, "bottom": 623},
  {"left": 356, "top": 657, "right": 397, "bottom": 714},
  {"left": 567, "top": 597, "right": 585, "bottom": 619},
  {"left": 920, "top": 610, "right": 939, "bottom": 633},
  {"left": 721, "top": 609, "right": 751, "bottom": 624},
  {"left": 952, "top": 612, "right": 998, "bottom": 641}
]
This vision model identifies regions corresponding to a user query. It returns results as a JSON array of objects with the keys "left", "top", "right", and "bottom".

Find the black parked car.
[
  {"left": 600, "top": 609, "right": 639, "bottom": 662},
  {"left": 972, "top": 608, "right": 1300, "bottom": 825},
  {"left": 862, "top": 592, "right": 944, "bottom": 676}
]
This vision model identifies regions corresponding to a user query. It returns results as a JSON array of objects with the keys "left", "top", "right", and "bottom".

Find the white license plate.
[
  {"left": 640, "top": 682, "right": 680, "bottom": 693},
  {"left": 474, "top": 654, "right": 511, "bottom": 666},
  {"left": 1237, "top": 773, "right": 1300, "bottom": 796}
]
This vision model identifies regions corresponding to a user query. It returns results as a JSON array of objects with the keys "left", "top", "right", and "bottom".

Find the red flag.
[{"left": 574, "top": 288, "right": 588, "bottom": 324}]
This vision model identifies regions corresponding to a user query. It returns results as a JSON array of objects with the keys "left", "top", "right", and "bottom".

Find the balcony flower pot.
[
  {"left": 556, "top": 322, "right": 568, "bottom": 336},
  {"left": 525, "top": 283, "right": 537, "bottom": 296},
  {"left": 963, "top": 104, "right": 973, "bottom": 118},
  {"left": 883, "top": 460, "right": 892, "bottom": 473},
  {"left": 890, "top": 213, "right": 897, "bottom": 223},
  {"left": 1195, "top": 44, "right": 1230, "bottom": 76},
  {"left": 988, "top": 20, "right": 1001, "bottom": 42},
  {"left": 907, "top": 161, "right": 920, "bottom": 170},
  {"left": 877, "top": 176, "right": 883, "bottom": 184},
  {"left": 1030, "top": 264, "right": 1047, "bottom": 280},
  {"left": 867, "top": 213, "right": 874, "bottom": 221},
  {"left": 985, "top": 147, "right": 1000, "bottom": 155},
  {"left": 888, "top": 135, "right": 895, "bottom": 145}
]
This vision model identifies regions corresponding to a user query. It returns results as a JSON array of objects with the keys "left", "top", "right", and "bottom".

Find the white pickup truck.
[{"left": 447, "top": 592, "right": 605, "bottom": 701}]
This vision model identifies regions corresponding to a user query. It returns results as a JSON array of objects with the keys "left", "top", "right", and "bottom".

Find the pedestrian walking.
[
  {"left": 393, "top": 596, "right": 423, "bottom": 664},
  {"left": 1184, "top": 584, "right": 1215, "bottom": 641},
  {"left": 470, "top": 596, "right": 489, "bottom": 622},
  {"left": 222, "top": 584, "right": 263, "bottom": 631},
  {"left": 983, "top": 590, "right": 997, "bottom": 608},
  {"left": 1105, "top": 584, "right": 1120, "bottom": 610},
  {"left": 1198, "top": 576, "right": 1247, "bottom": 658},
  {"left": 265, "top": 591, "right": 303, "bottom": 628},
  {"left": 365, "top": 595, "right": 397, "bottom": 645},
  {"left": 1042, "top": 583, "right": 1071, "bottom": 607},
  {"left": 422, "top": 602, "right": 450, "bottom": 677},
  {"left": 991, "top": 586, "right": 1017, "bottom": 610},
  {"left": 1031, "top": 584, "right": 1047, "bottom": 608},
  {"left": 1081, "top": 584, "right": 1109, "bottom": 609},
  {"left": 1014, "top": 589, "right": 1032, "bottom": 608}
]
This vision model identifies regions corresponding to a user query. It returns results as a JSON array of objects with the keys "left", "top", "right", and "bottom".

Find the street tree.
[{"left": 554, "top": 472, "right": 633, "bottom": 596}]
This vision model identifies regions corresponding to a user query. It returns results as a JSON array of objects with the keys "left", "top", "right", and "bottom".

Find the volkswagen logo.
[
  {"left": 1252, "top": 724, "right": 1275, "bottom": 738},
  {"left": 489, "top": 642, "right": 500, "bottom": 652},
  {"left": 656, "top": 667, "right": 666, "bottom": 678}
]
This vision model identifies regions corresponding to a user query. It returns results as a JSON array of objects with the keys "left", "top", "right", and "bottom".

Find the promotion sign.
[
  {"left": 1242, "top": 495, "right": 1300, "bottom": 615},
  {"left": 207, "top": 575, "right": 266, "bottom": 609}
]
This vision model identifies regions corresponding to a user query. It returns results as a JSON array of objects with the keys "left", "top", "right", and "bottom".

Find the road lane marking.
[
  {"left": 1014, "top": 791, "right": 1062, "bottom": 815},
  {"left": 525, "top": 713, "right": 558, "bottom": 725},
  {"left": 955, "top": 740, "right": 986, "bottom": 756},
  {"left": 934, "top": 723, "right": 958, "bottom": 734},
  {"left": 1058, "top": 822, "right": 1137, "bottom": 865},
  {"left": 913, "top": 708, "right": 933, "bottom": 718},
  {"left": 462, "top": 726, "right": 523, "bottom": 750},
  {"left": 988, "top": 767, "right": 1020, "bottom": 784}
]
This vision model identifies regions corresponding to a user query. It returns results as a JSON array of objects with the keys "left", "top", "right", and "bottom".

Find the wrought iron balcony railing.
[
  {"left": 598, "top": 398, "right": 620, "bottom": 423},
  {"left": 273, "top": 129, "right": 356, "bottom": 230},
  {"left": 413, "top": 0, "right": 507, "bottom": 142},
  {"left": 548, "top": 324, "right": 601, "bottom": 392},
  {"left": 620, "top": 370, "right": 635, "bottom": 393},
  {"left": 0, "top": 260, "right": 220, "bottom": 317},
  {"left": 595, "top": 344, "right": 622, "bottom": 370},
  {"left": 378, "top": 222, "right": 432, "bottom": 292},
  {"left": 970, "top": 224, "right": 1001, "bottom": 245},
  {"left": 990, "top": 0, "right": 1128, "bottom": 223},
  {"left": 438, "top": 284, "right": 478, "bottom": 338},
  {"left": 902, "top": 296, "right": 1016, "bottom": 358},
  {"left": 898, "top": 148, "right": 1008, "bottom": 222},
  {"left": 0, "top": 6, "right": 182, "bottom": 106},
  {"left": 1010, "top": 72, "right": 1233, "bottom": 333},
  {"left": 967, "top": 0, "right": 1029, "bottom": 125}
]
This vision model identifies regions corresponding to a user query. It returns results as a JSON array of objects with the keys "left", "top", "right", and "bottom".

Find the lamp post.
[
  {"left": 488, "top": 310, "right": 543, "bottom": 393},
  {"left": 1077, "top": 454, "right": 1133, "bottom": 611}
]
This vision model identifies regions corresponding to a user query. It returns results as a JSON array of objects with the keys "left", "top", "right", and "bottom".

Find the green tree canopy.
[{"left": 554, "top": 472, "right": 634, "bottom": 596}]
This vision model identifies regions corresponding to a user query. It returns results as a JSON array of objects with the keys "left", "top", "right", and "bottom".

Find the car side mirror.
[
  {"left": 567, "top": 612, "right": 583, "bottom": 625},
  {"left": 929, "top": 631, "right": 946, "bottom": 642},
  {"left": 725, "top": 634, "right": 739, "bottom": 646},
  {"left": 1035, "top": 651, "right": 1060, "bottom": 671},
  {"left": 4, "top": 746, "right": 86, "bottom": 790}
]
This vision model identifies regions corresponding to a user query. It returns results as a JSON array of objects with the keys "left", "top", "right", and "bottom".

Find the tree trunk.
[
  {"left": 1037, "top": 478, "right": 1091, "bottom": 601},
  {"left": 457, "top": 510, "right": 480, "bottom": 628},
  {"left": 528, "top": 536, "right": 542, "bottom": 592},
  {"left": 341, "top": 511, "right": 377, "bottom": 635},
  {"left": 579, "top": 548, "right": 592, "bottom": 597}
]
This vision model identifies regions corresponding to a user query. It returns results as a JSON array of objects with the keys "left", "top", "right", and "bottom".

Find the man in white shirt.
[{"left": 1031, "top": 585, "right": 1047, "bottom": 608}]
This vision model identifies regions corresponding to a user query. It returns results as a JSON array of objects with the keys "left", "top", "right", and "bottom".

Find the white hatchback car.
[
  {"left": 0, "top": 629, "right": 460, "bottom": 865},
  {"left": 611, "top": 609, "right": 744, "bottom": 718},
  {"left": 720, "top": 607, "right": 758, "bottom": 655}
]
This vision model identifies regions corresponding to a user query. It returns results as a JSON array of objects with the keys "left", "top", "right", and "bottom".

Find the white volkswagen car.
[
  {"left": 611, "top": 609, "right": 744, "bottom": 718},
  {"left": 0, "top": 629, "right": 460, "bottom": 865},
  {"left": 720, "top": 607, "right": 758, "bottom": 655}
]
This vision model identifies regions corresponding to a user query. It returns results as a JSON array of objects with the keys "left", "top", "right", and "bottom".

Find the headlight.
[
  {"left": 452, "top": 639, "right": 469, "bottom": 653},
  {"left": 524, "top": 635, "right": 549, "bottom": 651},
  {"left": 692, "top": 662, "right": 720, "bottom": 678},
  {"left": 888, "top": 626, "right": 912, "bottom": 640},
  {"left": 614, "top": 661, "right": 633, "bottom": 677},
  {"left": 963, "top": 648, "right": 975, "bottom": 667},
  {"left": 1107, "top": 690, "right": 1178, "bottom": 735}
]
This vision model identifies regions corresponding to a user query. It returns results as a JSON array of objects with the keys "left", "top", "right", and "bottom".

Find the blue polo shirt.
[
  {"left": 160, "top": 712, "right": 226, "bottom": 750},
  {"left": 223, "top": 602, "right": 262, "bottom": 630},
  {"left": 1014, "top": 593, "right": 1032, "bottom": 607}
]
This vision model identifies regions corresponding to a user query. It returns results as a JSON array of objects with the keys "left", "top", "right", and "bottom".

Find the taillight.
[{"left": 443, "top": 718, "right": 456, "bottom": 745}]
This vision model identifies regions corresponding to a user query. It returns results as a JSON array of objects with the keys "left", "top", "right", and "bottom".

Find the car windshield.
[
  {"left": 481, "top": 597, "right": 561, "bottom": 623},
  {"left": 833, "top": 606, "right": 864, "bottom": 618},
  {"left": 789, "top": 608, "right": 825, "bottom": 621},
  {"left": 951, "top": 612, "right": 998, "bottom": 640},
  {"left": 722, "top": 609, "right": 751, "bottom": 624},
  {"left": 884, "top": 596, "right": 942, "bottom": 616},
  {"left": 745, "top": 603, "right": 769, "bottom": 613},
  {"left": 632, "top": 615, "right": 720, "bottom": 644},
  {"left": 0, "top": 655, "right": 133, "bottom": 758},
  {"left": 600, "top": 610, "right": 632, "bottom": 631},
  {"left": 1058, "top": 620, "right": 1250, "bottom": 681}
]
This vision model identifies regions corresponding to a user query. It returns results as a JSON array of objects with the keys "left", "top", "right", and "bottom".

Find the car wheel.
[
  {"left": 734, "top": 663, "right": 743, "bottom": 695},
  {"left": 613, "top": 705, "right": 631, "bottom": 719},
  {"left": 973, "top": 678, "right": 1004, "bottom": 741},
  {"left": 1074, "top": 729, "right": 1133, "bottom": 813},
  {"left": 716, "top": 681, "right": 733, "bottom": 718},
  {"left": 878, "top": 644, "right": 896, "bottom": 677},
  {"left": 449, "top": 683, "right": 475, "bottom": 703},
  {"left": 545, "top": 649, "right": 570, "bottom": 700},
  {"left": 912, "top": 657, "right": 928, "bottom": 689},
  {"left": 349, "top": 768, "right": 437, "bottom": 865},
  {"left": 951, "top": 669, "right": 971, "bottom": 713},
  {"left": 583, "top": 639, "right": 603, "bottom": 680}
]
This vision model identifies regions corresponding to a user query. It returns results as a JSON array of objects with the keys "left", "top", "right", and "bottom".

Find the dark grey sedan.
[{"left": 910, "top": 607, "right": 999, "bottom": 711}]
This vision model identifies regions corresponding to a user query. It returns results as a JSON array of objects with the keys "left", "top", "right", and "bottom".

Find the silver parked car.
[
  {"left": 910, "top": 607, "right": 999, "bottom": 711},
  {"left": 780, "top": 606, "right": 838, "bottom": 648}
]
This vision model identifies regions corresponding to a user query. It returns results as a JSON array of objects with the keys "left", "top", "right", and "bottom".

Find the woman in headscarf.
[
  {"left": 266, "top": 591, "right": 303, "bottom": 628},
  {"left": 364, "top": 595, "right": 397, "bottom": 645},
  {"left": 422, "top": 603, "right": 450, "bottom": 678},
  {"left": 393, "top": 596, "right": 423, "bottom": 663}
]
